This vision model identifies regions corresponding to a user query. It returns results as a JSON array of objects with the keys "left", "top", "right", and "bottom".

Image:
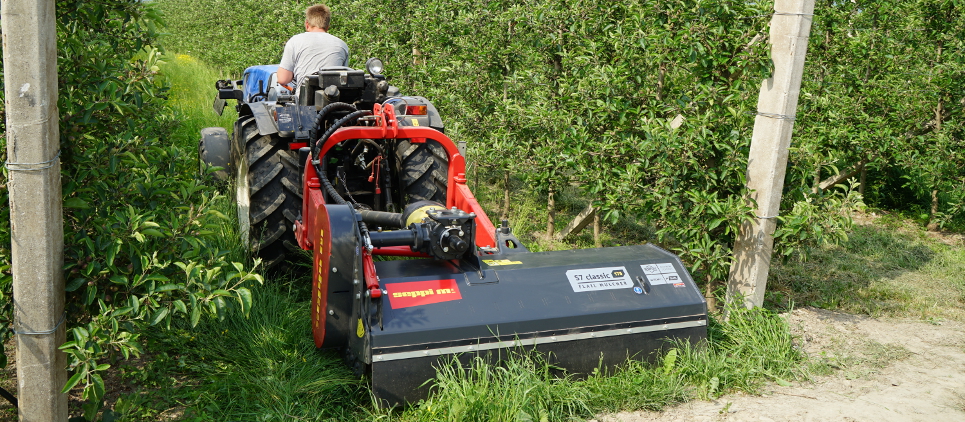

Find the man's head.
[{"left": 305, "top": 5, "right": 332, "bottom": 31}]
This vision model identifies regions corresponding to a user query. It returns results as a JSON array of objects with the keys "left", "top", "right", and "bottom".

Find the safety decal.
[
  {"left": 483, "top": 259, "right": 523, "bottom": 266},
  {"left": 385, "top": 279, "right": 462, "bottom": 309},
  {"left": 641, "top": 263, "right": 682, "bottom": 286},
  {"left": 565, "top": 266, "right": 632, "bottom": 292},
  {"left": 356, "top": 318, "right": 364, "bottom": 338},
  {"left": 411, "top": 118, "right": 420, "bottom": 126}
]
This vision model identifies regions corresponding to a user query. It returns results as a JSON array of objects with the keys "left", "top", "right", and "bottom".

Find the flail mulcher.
[{"left": 200, "top": 59, "right": 708, "bottom": 406}]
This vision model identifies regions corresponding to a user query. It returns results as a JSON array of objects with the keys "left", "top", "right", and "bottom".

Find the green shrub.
[{"left": 1, "top": 1, "right": 261, "bottom": 419}]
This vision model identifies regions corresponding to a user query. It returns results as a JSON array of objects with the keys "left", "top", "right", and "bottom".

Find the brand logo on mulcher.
[
  {"left": 565, "top": 266, "right": 632, "bottom": 292},
  {"left": 385, "top": 279, "right": 462, "bottom": 309}
]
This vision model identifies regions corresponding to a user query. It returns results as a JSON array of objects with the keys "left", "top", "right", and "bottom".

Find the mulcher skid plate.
[{"left": 354, "top": 243, "right": 707, "bottom": 406}]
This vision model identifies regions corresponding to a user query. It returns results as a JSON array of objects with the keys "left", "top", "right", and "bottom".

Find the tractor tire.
[
  {"left": 236, "top": 117, "right": 302, "bottom": 272},
  {"left": 395, "top": 139, "right": 448, "bottom": 206}
]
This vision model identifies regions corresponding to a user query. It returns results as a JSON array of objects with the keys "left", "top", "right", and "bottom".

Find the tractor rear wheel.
[
  {"left": 236, "top": 117, "right": 302, "bottom": 271},
  {"left": 395, "top": 139, "right": 448, "bottom": 206}
]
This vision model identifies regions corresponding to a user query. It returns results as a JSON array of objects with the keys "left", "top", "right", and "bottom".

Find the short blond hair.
[{"left": 305, "top": 5, "right": 332, "bottom": 30}]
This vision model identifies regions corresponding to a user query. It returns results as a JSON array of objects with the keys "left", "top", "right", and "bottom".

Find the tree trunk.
[
  {"left": 705, "top": 275, "right": 717, "bottom": 313},
  {"left": 501, "top": 171, "right": 511, "bottom": 220},
  {"left": 546, "top": 184, "right": 555, "bottom": 238},
  {"left": 927, "top": 189, "right": 939, "bottom": 231},
  {"left": 859, "top": 165, "right": 867, "bottom": 196},
  {"left": 592, "top": 208, "right": 601, "bottom": 247}
]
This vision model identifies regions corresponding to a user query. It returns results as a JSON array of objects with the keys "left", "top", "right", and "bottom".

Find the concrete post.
[
  {"left": 1, "top": 0, "right": 68, "bottom": 420},
  {"left": 726, "top": 0, "right": 815, "bottom": 309}
]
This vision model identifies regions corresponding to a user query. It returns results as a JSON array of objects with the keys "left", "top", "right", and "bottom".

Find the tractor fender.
[
  {"left": 199, "top": 127, "right": 231, "bottom": 181},
  {"left": 240, "top": 102, "right": 280, "bottom": 137}
]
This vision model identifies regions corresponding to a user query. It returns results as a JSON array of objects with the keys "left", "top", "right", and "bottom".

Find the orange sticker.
[{"left": 386, "top": 279, "right": 462, "bottom": 309}]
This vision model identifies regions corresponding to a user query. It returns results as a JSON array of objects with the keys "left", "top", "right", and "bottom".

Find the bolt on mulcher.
[{"left": 199, "top": 58, "right": 707, "bottom": 406}]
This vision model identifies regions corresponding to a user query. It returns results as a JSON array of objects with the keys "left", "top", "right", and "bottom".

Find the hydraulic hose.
[
  {"left": 309, "top": 102, "right": 358, "bottom": 158},
  {"left": 359, "top": 210, "right": 404, "bottom": 229},
  {"left": 310, "top": 108, "right": 376, "bottom": 248},
  {"left": 312, "top": 109, "right": 373, "bottom": 163}
]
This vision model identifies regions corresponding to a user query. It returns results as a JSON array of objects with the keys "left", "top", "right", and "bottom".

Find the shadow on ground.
[{"left": 766, "top": 224, "right": 937, "bottom": 315}]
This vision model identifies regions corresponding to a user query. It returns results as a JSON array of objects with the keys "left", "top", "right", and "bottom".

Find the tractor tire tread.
[
  {"left": 396, "top": 140, "right": 448, "bottom": 205},
  {"left": 238, "top": 118, "right": 301, "bottom": 273}
]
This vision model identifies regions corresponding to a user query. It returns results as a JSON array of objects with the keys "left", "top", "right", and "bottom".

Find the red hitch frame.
[{"left": 298, "top": 103, "right": 497, "bottom": 348}]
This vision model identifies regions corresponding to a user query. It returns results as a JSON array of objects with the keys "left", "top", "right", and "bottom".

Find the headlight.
[{"left": 365, "top": 58, "right": 384, "bottom": 76}]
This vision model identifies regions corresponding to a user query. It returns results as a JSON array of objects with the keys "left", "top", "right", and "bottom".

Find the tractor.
[{"left": 199, "top": 59, "right": 708, "bottom": 406}]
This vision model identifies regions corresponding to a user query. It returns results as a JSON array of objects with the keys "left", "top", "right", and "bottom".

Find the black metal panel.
[
  {"left": 369, "top": 244, "right": 705, "bottom": 349},
  {"left": 322, "top": 205, "right": 362, "bottom": 349},
  {"left": 360, "top": 244, "right": 708, "bottom": 406},
  {"left": 370, "top": 325, "right": 706, "bottom": 407},
  {"left": 250, "top": 102, "right": 279, "bottom": 136},
  {"left": 314, "top": 69, "right": 365, "bottom": 89},
  {"left": 276, "top": 105, "right": 318, "bottom": 140}
]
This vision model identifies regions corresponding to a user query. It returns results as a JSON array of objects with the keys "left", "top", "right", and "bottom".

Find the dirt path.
[{"left": 597, "top": 307, "right": 965, "bottom": 422}]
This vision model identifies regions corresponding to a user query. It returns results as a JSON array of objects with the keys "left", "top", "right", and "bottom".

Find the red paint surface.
[{"left": 386, "top": 279, "right": 462, "bottom": 309}]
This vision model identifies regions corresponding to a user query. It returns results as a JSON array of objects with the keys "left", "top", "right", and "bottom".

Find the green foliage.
[
  {"left": 155, "top": 0, "right": 792, "bottom": 288},
  {"left": 1, "top": 1, "right": 260, "bottom": 419},
  {"left": 157, "top": 54, "right": 238, "bottom": 145},
  {"left": 773, "top": 181, "right": 865, "bottom": 260},
  {"left": 129, "top": 284, "right": 362, "bottom": 421},
  {"left": 769, "top": 215, "right": 965, "bottom": 320},
  {"left": 795, "top": 0, "right": 965, "bottom": 229}
]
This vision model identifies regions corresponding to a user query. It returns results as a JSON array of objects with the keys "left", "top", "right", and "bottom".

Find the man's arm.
[
  {"left": 277, "top": 67, "right": 294, "bottom": 86},
  {"left": 278, "top": 37, "right": 295, "bottom": 89}
]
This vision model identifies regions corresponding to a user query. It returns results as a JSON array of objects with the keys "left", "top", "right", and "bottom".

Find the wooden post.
[{"left": 727, "top": 0, "right": 816, "bottom": 309}]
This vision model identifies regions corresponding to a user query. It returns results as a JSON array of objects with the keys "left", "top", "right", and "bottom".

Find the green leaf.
[
  {"left": 156, "top": 284, "right": 180, "bottom": 292},
  {"left": 63, "top": 197, "right": 90, "bottom": 209},
  {"left": 173, "top": 299, "right": 187, "bottom": 315},
  {"left": 149, "top": 308, "right": 169, "bottom": 326},
  {"left": 141, "top": 228, "right": 165, "bottom": 237},
  {"left": 91, "top": 373, "right": 106, "bottom": 401},
  {"left": 62, "top": 367, "right": 87, "bottom": 393},
  {"left": 236, "top": 288, "right": 252, "bottom": 316},
  {"left": 190, "top": 302, "right": 201, "bottom": 327},
  {"left": 83, "top": 284, "right": 97, "bottom": 306},
  {"left": 214, "top": 297, "right": 227, "bottom": 320},
  {"left": 109, "top": 275, "right": 128, "bottom": 285},
  {"left": 65, "top": 278, "right": 87, "bottom": 292}
]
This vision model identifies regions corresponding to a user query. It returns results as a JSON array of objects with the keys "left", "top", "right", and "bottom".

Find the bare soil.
[{"left": 596, "top": 307, "right": 965, "bottom": 422}]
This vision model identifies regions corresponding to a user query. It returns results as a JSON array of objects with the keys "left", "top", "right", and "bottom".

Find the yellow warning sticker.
[
  {"left": 483, "top": 259, "right": 523, "bottom": 266},
  {"left": 356, "top": 318, "right": 364, "bottom": 338},
  {"left": 411, "top": 118, "right": 420, "bottom": 126}
]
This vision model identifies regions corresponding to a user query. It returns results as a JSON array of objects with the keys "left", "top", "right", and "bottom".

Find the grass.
[
  {"left": 156, "top": 53, "right": 238, "bottom": 151},
  {"left": 93, "top": 53, "right": 965, "bottom": 421},
  {"left": 768, "top": 212, "right": 965, "bottom": 322},
  {"left": 118, "top": 288, "right": 804, "bottom": 421}
]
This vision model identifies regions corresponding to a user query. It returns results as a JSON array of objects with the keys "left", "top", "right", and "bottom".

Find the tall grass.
[
  {"left": 140, "top": 292, "right": 803, "bottom": 421},
  {"left": 157, "top": 53, "right": 238, "bottom": 150},
  {"left": 147, "top": 284, "right": 364, "bottom": 421}
]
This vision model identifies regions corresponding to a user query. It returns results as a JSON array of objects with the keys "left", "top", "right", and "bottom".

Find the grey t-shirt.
[{"left": 279, "top": 32, "right": 350, "bottom": 89}]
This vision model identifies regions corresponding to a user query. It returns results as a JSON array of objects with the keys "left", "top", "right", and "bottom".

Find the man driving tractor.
[{"left": 277, "top": 4, "right": 350, "bottom": 93}]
